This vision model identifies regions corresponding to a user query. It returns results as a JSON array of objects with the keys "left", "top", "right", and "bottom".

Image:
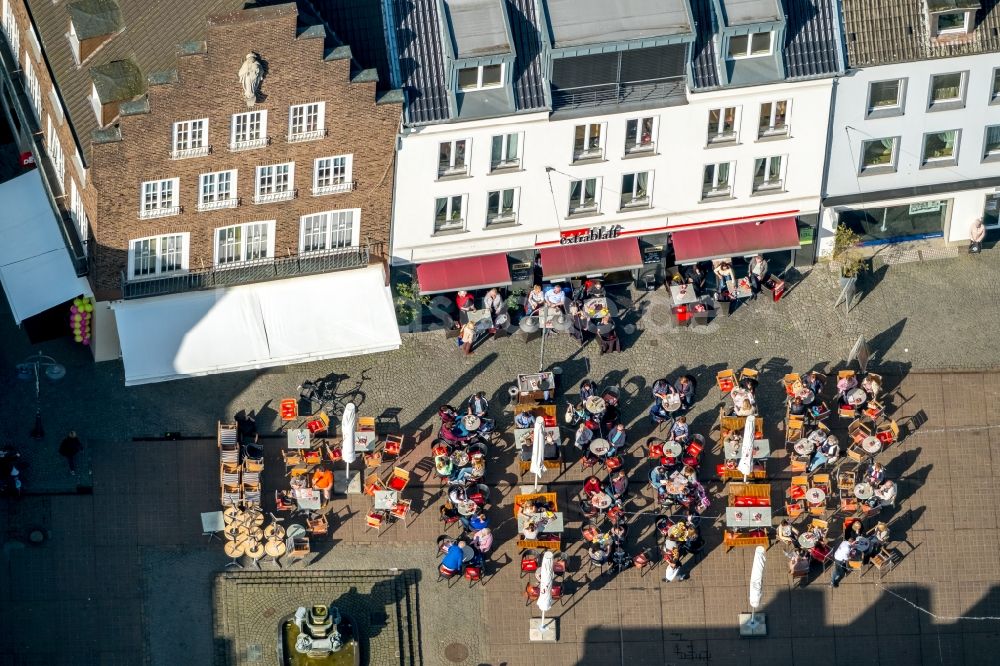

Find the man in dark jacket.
[{"left": 59, "top": 431, "right": 82, "bottom": 475}]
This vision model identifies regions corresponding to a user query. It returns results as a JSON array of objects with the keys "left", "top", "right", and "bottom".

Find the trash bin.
[{"left": 671, "top": 305, "right": 692, "bottom": 326}]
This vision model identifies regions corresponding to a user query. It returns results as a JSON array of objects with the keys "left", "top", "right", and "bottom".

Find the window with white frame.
[
  {"left": 490, "top": 133, "right": 520, "bottom": 170},
  {"left": 457, "top": 64, "right": 503, "bottom": 91},
  {"left": 24, "top": 55, "right": 40, "bottom": 119},
  {"left": 486, "top": 188, "right": 518, "bottom": 226},
  {"left": 313, "top": 155, "right": 353, "bottom": 195},
  {"left": 860, "top": 137, "right": 899, "bottom": 172},
  {"left": 128, "top": 233, "right": 187, "bottom": 278},
  {"left": 254, "top": 162, "right": 294, "bottom": 203},
  {"left": 139, "top": 178, "right": 179, "bottom": 218},
  {"left": 620, "top": 172, "right": 651, "bottom": 209},
  {"left": 198, "top": 170, "right": 238, "bottom": 210},
  {"left": 928, "top": 71, "right": 966, "bottom": 108},
  {"left": 752, "top": 155, "right": 784, "bottom": 192},
  {"left": 68, "top": 19, "right": 80, "bottom": 62},
  {"left": 921, "top": 129, "right": 959, "bottom": 165},
  {"left": 707, "top": 107, "right": 737, "bottom": 144},
  {"left": 758, "top": 100, "right": 788, "bottom": 137},
  {"left": 568, "top": 177, "right": 600, "bottom": 216},
  {"left": 230, "top": 110, "right": 267, "bottom": 151},
  {"left": 702, "top": 163, "right": 733, "bottom": 199},
  {"left": 171, "top": 119, "right": 209, "bottom": 158},
  {"left": 288, "top": 102, "right": 326, "bottom": 142},
  {"left": 935, "top": 11, "right": 969, "bottom": 34},
  {"left": 434, "top": 195, "right": 466, "bottom": 233},
  {"left": 70, "top": 180, "right": 89, "bottom": 254},
  {"left": 46, "top": 116, "right": 64, "bottom": 192},
  {"left": 573, "top": 123, "right": 605, "bottom": 161},
  {"left": 728, "top": 31, "right": 772, "bottom": 59},
  {"left": 867, "top": 79, "right": 904, "bottom": 115},
  {"left": 215, "top": 221, "right": 274, "bottom": 265},
  {"left": 299, "top": 209, "right": 359, "bottom": 253},
  {"left": 625, "top": 117, "right": 656, "bottom": 154},
  {"left": 984, "top": 126, "right": 1000, "bottom": 161},
  {"left": 438, "top": 139, "right": 469, "bottom": 177},
  {"left": 3, "top": 1, "right": 20, "bottom": 59}
]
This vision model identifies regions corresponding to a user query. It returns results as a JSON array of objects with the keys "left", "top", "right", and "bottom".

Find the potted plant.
[
  {"left": 394, "top": 280, "right": 430, "bottom": 330},
  {"left": 830, "top": 223, "right": 865, "bottom": 286}
]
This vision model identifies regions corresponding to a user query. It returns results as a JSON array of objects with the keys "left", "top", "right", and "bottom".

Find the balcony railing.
[
  {"left": 121, "top": 244, "right": 370, "bottom": 299},
  {"left": 552, "top": 76, "right": 687, "bottom": 112},
  {"left": 312, "top": 181, "right": 355, "bottom": 196},
  {"left": 287, "top": 128, "right": 327, "bottom": 143},
  {"left": 138, "top": 205, "right": 181, "bottom": 220},
  {"left": 196, "top": 197, "right": 240, "bottom": 212},
  {"left": 170, "top": 145, "right": 211, "bottom": 159},
  {"left": 229, "top": 136, "right": 270, "bottom": 152},
  {"left": 254, "top": 188, "right": 296, "bottom": 205}
]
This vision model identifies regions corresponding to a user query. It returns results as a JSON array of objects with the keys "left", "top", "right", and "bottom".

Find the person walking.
[
  {"left": 59, "top": 431, "right": 82, "bottom": 475},
  {"left": 830, "top": 537, "right": 854, "bottom": 588},
  {"left": 970, "top": 217, "right": 986, "bottom": 253}
]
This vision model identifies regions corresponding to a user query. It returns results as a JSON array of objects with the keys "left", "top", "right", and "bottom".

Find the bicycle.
[{"left": 298, "top": 368, "right": 370, "bottom": 417}]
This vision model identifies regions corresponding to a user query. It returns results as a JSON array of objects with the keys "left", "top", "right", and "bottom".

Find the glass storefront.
[
  {"left": 983, "top": 193, "right": 1000, "bottom": 229},
  {"left": 838, "top": 199, "right": 948, "bottom": 245}
]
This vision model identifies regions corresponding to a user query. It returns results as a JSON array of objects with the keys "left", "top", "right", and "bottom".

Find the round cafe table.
[
  {"left": 245, "top": 540, "right": 265, "bottom": 562},
  {"left": 452, "top": 450, "right": 470, "bottom": 468},
  {"left": 862, "top": 436, "right": 882, "bottom": 454},
  {"left": 847, "top": 388, "right": 867, "bottom": 406},
  {"left": 463, "top": 415, "right": 481, "bottom": 431},
  {"left": 286, "top": 523, "right": 307, "bottom": 539},
  {"left": 854, "top": 536, "right": 873, "bottom": 553},
  {"left": 664, "top": 395, "right": 683, "bottom": 413},
  {"left": 794, "top": 439, "right": 815, "bottom": 456},
  {"left": 264, "top": 523, "right": 285, "bottom": 540},
  {"left": 247, "top": 527, "right": 264, "bottom": 542},
  {"left": 663, "top": 440, "right": 683, "bottom": 457},
  {"left": 805, "top": 488, "right": 826, "bottom": 505},
  {"left": 795, "top": 387, "right": 815, "bottom": 404},
  {"left": 585, "top": 396, "right": 607, "bottom": 415},
  {"left": 224, "top": 526, "right": 241, "bottom": 542},
  {"left": 265, "top": 539, "right": 286, "bottom": 558},
  {"left": 247, "top": 511, "right": 264, "bottom": 527},
  {"left": 223, "top": 506, "right": 240, "bottom": 523},
  {"left": 589, "top": 439, "right": 611, "bottom": 456},
  {"left": 591, "top": 492, "right": 613, "bottom": 510},
  {"left": 797, "top": 532, "right": 818, "bottom": 549},
  {"left": 461, "top": 545, "right": 475, "bottom": 563},
  {"left": 854, "top": 482, "right": 874, "bottom": 500},
  {"left": 224, "top": 540, "right": 247, "bottom": 558},
  {"left": 457, "top": 500, "right": 478, "bottom": 517}
]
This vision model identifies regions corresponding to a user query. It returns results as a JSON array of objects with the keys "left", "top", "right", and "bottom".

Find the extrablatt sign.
[
  {"left": 559, "top": 224, "right": 624, "bottom": 245},
  {"left": 19, "top": 152, "right": 35, "bottom": 168}
]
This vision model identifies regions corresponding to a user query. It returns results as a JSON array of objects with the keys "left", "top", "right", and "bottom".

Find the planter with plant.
[
  {"left": 829, "top": 223, "right": 865, "bottom": 284},
  {"left": 394, "top": 280, "right": 430, "bottom": 329}
]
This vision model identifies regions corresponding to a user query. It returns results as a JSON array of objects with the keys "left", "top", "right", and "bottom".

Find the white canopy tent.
[
  {"left": 0, "top": 170, "right": 90, "bottom": 323},
  {"left": 113, "top": 265, "right": 401, "bottom": 385}
]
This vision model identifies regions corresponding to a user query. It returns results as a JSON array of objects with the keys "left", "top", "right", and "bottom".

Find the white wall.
[
  {"left": 822, "top": 52, "right": 1000, "bottom": 247},
  {"left": 391, "top": 77, "right": 834, "bottom": 264}
]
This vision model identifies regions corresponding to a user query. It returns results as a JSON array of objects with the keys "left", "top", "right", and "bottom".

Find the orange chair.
[
  {"left": 306, "top": 411, "right": 330, "bottom": 435},
  {"left": 785, "top": 500, "right": 804, "bottom": 518},
  {"left": 523, "top": 582, "right": 540, "bottom": 604},
  {"left": 464, "top": 564, "right": 483, "bottom": 587},
  {"left": 279, "top": 398, "right": 298, "bottom": 420},
  {"left": 716, "top": 369, "right": 736, "bottom": 393},
  {"left": 365, "top": 511, "right": 385, "bottom": 534},
  {"left": 325, "top": 444, "right": 343, "bottom": 462},
  {"left": 364, "top": 450, "right": 383, "bottom": 469},
  {"left": 307, "top": 513, "right": 329, "bottom": 536},
  {"left": 386, "top": 467, "right": 410, "bottom": 492},
  {"left": 390, "top": 499, "right": 412, "bottom": 528},
  {"left": 438, "top": 564, "right": 459, "bottom": 582},
  {"left": 363, "top": 474, "right": 387, "bottom": 496},
  {"left": 647, "top": 438, "right": 665, "bottom": 459},
  {"left": 383, "top": 434, "right": 404, "bottom": 459},
  {"left": 302, "top": 449, "right": 322, "bottom": 465}
]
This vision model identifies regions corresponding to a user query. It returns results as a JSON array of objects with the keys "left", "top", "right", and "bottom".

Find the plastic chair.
[
  {"left": 520, "top": 550, "right": 540, "bottom": 577},
  {"left": 306, "top": 411, "right": 330, "bottom": 435},
  {"left": 524, "top": 582, "right": 540, "bottom": 604},
  {"left": 438, "top": 564, "right": 459, "bottom": 582},
  {"left": 464, "top": 564, "right": 483, "bottom": 587}
]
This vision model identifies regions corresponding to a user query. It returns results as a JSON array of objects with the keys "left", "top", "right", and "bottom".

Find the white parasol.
[
  {"left": 341, "top": 402, "right": 357, "bottom": 483},
  {"left": 737, "top": 414, "right": 756, "bottom": 480},
  {"left": 536, "top": 550, "right": 554, "bottom": 629},
  {"left": 530, "top": 416, "right": 546, "bottom": 490},
  {"left": 748, "top": 545, "right": 766, "bottom": 618}
]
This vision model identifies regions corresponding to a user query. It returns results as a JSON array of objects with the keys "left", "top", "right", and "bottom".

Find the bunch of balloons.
[{"left": 69, "top": 297, "right": 93, "bottom": 346}]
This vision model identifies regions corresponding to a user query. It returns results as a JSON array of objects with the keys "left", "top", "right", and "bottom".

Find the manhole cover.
[
  {"left": 246, "top": 644, "right": 262, "bottom": 662},
  {"left": 444, "top": 642, "right": 469, "bottom": 662},
  {"left": 262, "top": 607, "right": 275, "bottom": 618}
]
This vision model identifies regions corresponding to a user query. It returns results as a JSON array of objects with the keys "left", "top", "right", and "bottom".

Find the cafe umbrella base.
[
  {"left": 333, "top": 470, "right": 361, "bottom": 495},
  {"left": 529, "top": 617, "right": 558, "bottom": 642},
  {"left": 738, "top": 612, "right": 767, "bottom": 637}
]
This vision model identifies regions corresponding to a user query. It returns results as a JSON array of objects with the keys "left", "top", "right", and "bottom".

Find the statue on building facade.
[{"left": 238, "top": 53, "right": 265, "bottom": 106}]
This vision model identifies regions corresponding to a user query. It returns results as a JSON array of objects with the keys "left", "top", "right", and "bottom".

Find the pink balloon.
[
  {"left": 82, "top": 339, "right": 90, "bottom": 346},
  {"left": 70, "top": 305, "right": 78, "bottom": 314}
]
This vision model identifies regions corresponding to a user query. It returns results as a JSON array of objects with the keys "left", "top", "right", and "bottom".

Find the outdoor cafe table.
[
  {"left": 725, "top": 506, "right": 772, "bottom": 529},
  {"left": 265, "top": 539, "right": 286, "bottom": 559},
  {"left": 795, "top": 387, "right": 815, "bottom": 404},
  {"left": 854, "top": 536, "right": 873, "bottom": 553},
  {"left": 798, "top": 532, "right": 818, "bottom": 549},
  {"left": 862, "top": 436, "right": 883, "bottom": 454},
  {"left": 513, "top": 427, "right": 561, "bottom": 450},
  {"left": 735, "top": 277, "right": 753, "bottom": 299},
  {"left": 460, "top": 309, "right": 492, "bottom": 328},
  {"left": 286, "top": 523, "right": 307, "bottom": 539},
  {"left": 287, "top": 429, "right": 311, "bottom": 449},
  {"left": 463, "top": 415, "right": 481, "bottom": 431},
  {"left": 669, "top": 284, "right": 698, "bottom": 306},
  {"left": 517, "top": 372, "right": 554, "bottom": 395},
  {"left": 584, "top": 395, "right": 606, "bottom": 414},
  {"left": 590, "top": 492, "right": 613, "bottom": 510},
  {"left": 589, "top": 438, "right": 611, "bottom": 456},
  {"left": 293, "top": 488, "right": 322, "bottom": 511},
  {"left": 846, "top": 388, "right": 867, "bottom": 406},
  {"left": 854, "top": 482, "right": 874, "bottom": 500},
  {"left": 662, "top": 440, "right": 683, "bottom": 457},
  {"left": 583, "top": 297, "right": 612, "bottom": 319},
  {"left": 517, "top": 512, "right": 565, "bottom": 533},
  {"left": 663, "top": 394, "right": 683, "bottom": 413},
  {"left": 724, "top": 438, "right": 770, "bottom": 460},
  {"left": 354, "top": 430, "right": 377, "bottom": 452},
  {"left": 374, "top": 489, "right": 400, "bottom": 511},
  {"left": 793, "top": 439, "right": 815, "bottom": 456},
  {"left": 805, "top": 488, "right": 826, "bottom": 506}
]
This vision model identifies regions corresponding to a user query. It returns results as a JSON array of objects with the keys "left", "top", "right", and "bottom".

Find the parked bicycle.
[{"left": 297, "top": 368, "right": 370, "bottom": 417}]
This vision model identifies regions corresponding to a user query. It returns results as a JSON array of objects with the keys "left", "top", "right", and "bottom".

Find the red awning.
[
  {"left": 539, "top": 237, "right": 643, "bottom": 280},
  {"left": 671, "top": 217, "right": 800, "bottom": 264},
  {"left": 416, "top": 252, "right": 512, "bottom": 294}
]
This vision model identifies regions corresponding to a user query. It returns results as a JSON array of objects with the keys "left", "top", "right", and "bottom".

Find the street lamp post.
[{"left": 16, "top": 352, "right": 66, "bottom": 439}]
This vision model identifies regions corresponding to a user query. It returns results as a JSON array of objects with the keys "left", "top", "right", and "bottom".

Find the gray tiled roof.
[
  {"left": 67, "top": 0, "right": 123, "bottom": 40},
  {"left": 690, "top": 0, "right": 843, "bottom": 89},
  {"left": 721, "top": 0, "right": 782, "bottom": 25},
  {"left": 444, "top": 0, "right": 511, "bottom": 57},
  {"left": 311, "top": 0, "right": 394, "bottom": 87},
  {"left": 389, "top": 0, "right": 547, "bottom": 125},
  {"left": 545, "top": 0, "right": 693, "bottom": 48},
  {"left": 842, "top": 0, "right": 1000, "bottom": 67},
  {"left": 28, "top": 0, "right": 249, "bottom": 164}
]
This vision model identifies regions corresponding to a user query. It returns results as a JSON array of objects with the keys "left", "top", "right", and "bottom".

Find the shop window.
[{"left": 838, "top": 201, "right": 947, "bottom": 244}]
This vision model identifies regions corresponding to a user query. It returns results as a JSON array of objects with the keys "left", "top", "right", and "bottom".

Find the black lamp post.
[{"left": 16, "top": 353, "right": 66, "bottom": 439}]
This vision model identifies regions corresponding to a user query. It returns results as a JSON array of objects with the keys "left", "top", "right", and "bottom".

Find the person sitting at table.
[
  {"left": 836, "top": 372, "right": 859, "bottom": 398},
  {"left": 574, "top": 422, "right": 594, "bottom": 452},
  {"left": 662, "top": 542, "right": 687, "bottom": 582},
  {"left": 569, "top": 305, "right": 591, "bottom": 345},
  {"left": 311, "top": 467, "right": 334, "bottom": 501},
  {"left": 589, "top": 542, "right": 611, "bottom": 565},
  {"left": 808, "top": 437, "right": 840, "bottom": 473},
  {"left": 789, "top": 396, "right": 807, "bottom": 416},
  {"left": 747, "top": 255, "right": 769, "bottom": 297},
  {"left": 804, "top": 371, "right": 826, "bottom": 395},
  {"left": 472, "top": 526, "right": 493, "bottom": 555},
  {"left": 683, "top": 264, "right": 707, "bottom": 294},
  {"left": 583, "top": 475, "right": 603, "bottom": 497},
  {"left": 579, "top": 380, "right": 596, "bottom": 403},
  {"left": 434, "top": 454, "right": 454, "bottom": 478},
  {"left": 731, "top": 390, "right": 755, "bottom": 416},
  {"left": 608, "top": 424, "right": 627, "bottom": 455},
  {"left": 544, "top": 284, "right": 567, "bottom": 312},
  {"left": 649, "top": 464, "right": 669, "bottom": 490},
  {"left": 870, "top": 521, "right": 890, "bottom": 547},
  {"left": 874, "top": 479, "right": 897, "bottom": 508},
  {"left": 648, "top": 400, "right": 671, "bottom": 427},
  {"left": 606, "top": 469, "right": 629, "bottom": 499},
  {"left": 866, "top": 462, "right": 886, "bottom": 486},
  {"left": 861, "top": 374, "right": 881, "bottom": 398},
  {"left": 525, "top": 284, "right": 545, "bottom": 314},
  {"left": 276, "top": 490, "right": 296, "bottom": 512},
  {"left": 455, "top": 290, "right": 475, "bottom": 314},
  {"left": 521, "top": 520, "right": 542, "bottom": 540},
  {"left": 466, "top": 392, "right": 489, "bottom": 418},
  {"left": 452, "top": 456, "right": 486, "bottom": 484},
  {"left": 669, "top": 416, "right": 689, "bottom": 443},
  {"left": 586, "top": 279, "right": 606, "bottom": 298},
  {"left": 674, "top": 376, "right": 696, "bottom": 409},
  {"left": 515, "top": 410, "right": 535, "bottom": 429},
  {"left": 483, "top": 288, "right": 504, "bottom": 329},
  {"left": 713, "top": 260, "right": 736, "bottom": 293},
  {"left": 441, "top": 539, "right": 467, "bottom": 574},
  {"left": 776, "top": 520, "right": 798, "bottom": 548}
]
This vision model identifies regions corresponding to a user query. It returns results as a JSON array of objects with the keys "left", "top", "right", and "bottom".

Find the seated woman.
[
  {"left": 586, "top": 279, "right": 606, "bottom": 298},
  {"left": 649, "top": 400, "right": 670, "bottom": 426},
  {"left": 579, "top": 380, "right": 596, "bottom": 402},
  {"left": 730, "top": 390, "right": 756, "bottom": 417},
  {"left": 471, "top": 527, "right": 493, "bottom": 555},
  {"left": 807, "top": 436, "right": 839, "bottom": 473},
  {"left": 804, "top": 371, "right": 826, "bottom": 395},
  {"left": 836, "top": 373, "right": 859, "bottom": 399},
  {"left": 574, "top": 423, "right": 594, "bottom": 451},
  {"left": 525, "top": 284, "right": 545, "bottom": 314},
  {"left": 713, "top": 260, "right": 736, "bottom": 293},
  {"left": 669, "top": 416, "right": 689, "bottom": 443},
  {"left": 870, "top": 521, "right": 890, "bottom": 547},
  {"left": 776, "top": 519, "right": 798, "bottom": 548},
  {"left": 434, "top": 454, "right": 454, "bottom": 478},
  {"left": 861, "top": 374, "right": 881, "bottom": 398},
  {"left": 649, "top": 465, "right": 669, "bottom": 491},
  {"left": 452, "top": 455, "right": 486, "bottom": 484},
  {"left": 789, "top": 396, "right": 807, "bottom": 416},
  {"left": 522, "top": 521, "right": 541, "bottom": 540},
  {"left": 683, "top": 264, "right": 707, "bottom": 294},
  {"left": 589, "top": 542, "right": 610, "bottom": 564},
  {"left": 583, "top": 475, "right": 603, "bottom": 497},
  {"left": 866, "top": 462, "right": 886, "bottom": 486},
  {"left": 515, "top": 410, "right": 535, "bottom": 429},
  {"left": 438, "top": 404, "right": 459, "bottom": 423}
]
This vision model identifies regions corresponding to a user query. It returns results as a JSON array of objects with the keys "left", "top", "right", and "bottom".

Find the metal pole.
[{"left": 538, "top": 303, "right": 546, "bottom": 373}]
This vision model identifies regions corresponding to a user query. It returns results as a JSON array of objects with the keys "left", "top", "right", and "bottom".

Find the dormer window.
[
  {"left": 936, "top": 11, "right": 969, "bottom": 33},
  {"left": 728, "top": 31, "right": 772, "bottom": 59},
  {"left": 457, "top": 64, "right": 503, "bottom": 92}
]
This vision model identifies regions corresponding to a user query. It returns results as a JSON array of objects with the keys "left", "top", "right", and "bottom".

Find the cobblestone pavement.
[{"left": 1, "top": 249, "right": 1000, "bottom": 665}]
